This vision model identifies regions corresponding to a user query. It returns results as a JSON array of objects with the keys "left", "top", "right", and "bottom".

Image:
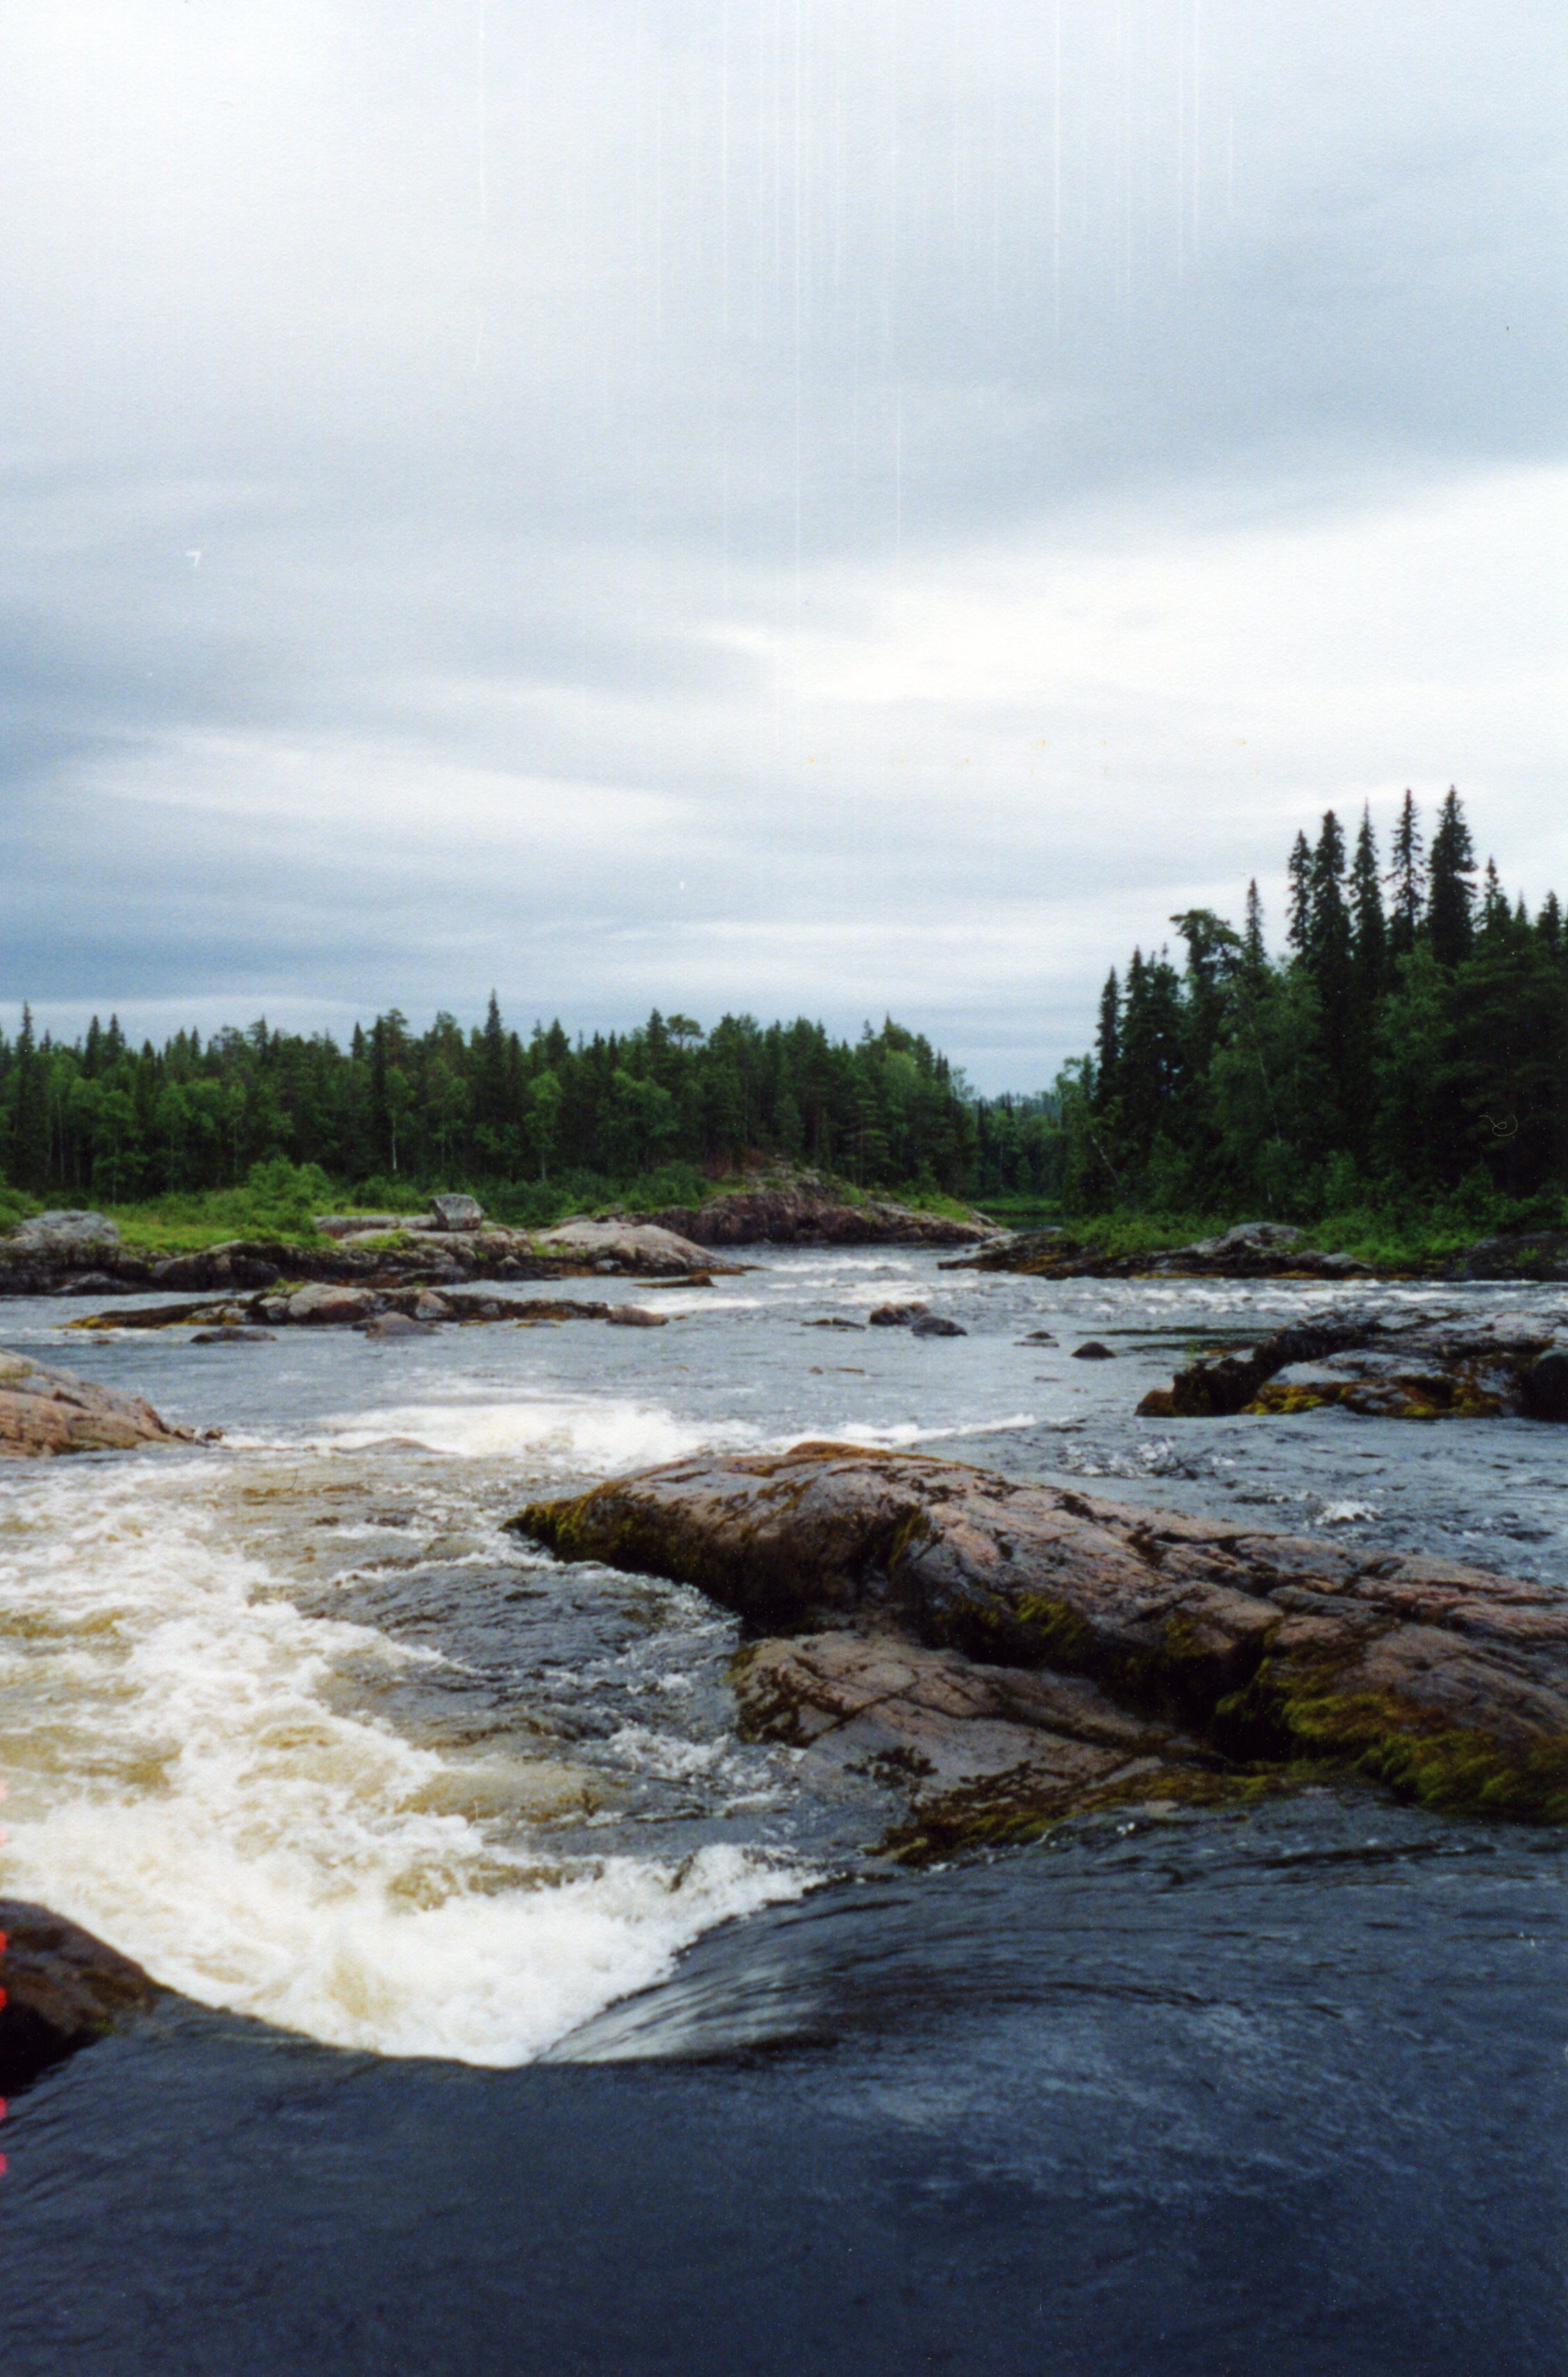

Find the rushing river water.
[{"left": 3, "top": 1250, "right": 1567, "bottom": 2372}]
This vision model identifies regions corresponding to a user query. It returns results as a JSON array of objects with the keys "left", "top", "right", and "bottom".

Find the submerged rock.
[
  {"left": 0, "top": 1355, "right": 195, "bottom": 1457},
  {"left": 0, "top": 1900, "right": 163, "bottom": 2093},
  {"left": 512, "top": 1444, "right": 1568, "bottom": 1827},
  {"left": 868, "top": 1302, "right": 930, "bottom": 1327},
  {"left": 910, "top": 1314, "right": 966, "bottom": 1337},
  {"left": 1071, "top": 1341, "right": 1116, "bottom": 1360}
]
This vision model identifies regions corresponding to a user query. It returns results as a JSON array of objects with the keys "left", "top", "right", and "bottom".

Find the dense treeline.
[
  {"left": 0, "top": 999, "right": 977, "bottom": 1206},
  {"left": 1059, "top": 787, "right": 1568, "bottom": 1219}
]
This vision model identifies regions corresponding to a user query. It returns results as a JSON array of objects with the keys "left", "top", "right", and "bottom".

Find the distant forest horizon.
[{"left": 2, "top": 787, "right": 1563, "bottom": 1230}]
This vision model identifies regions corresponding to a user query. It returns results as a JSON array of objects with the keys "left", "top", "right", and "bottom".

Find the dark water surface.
[{"left": 3, "top": 1251, "right": 1567, "bottom": 2369}]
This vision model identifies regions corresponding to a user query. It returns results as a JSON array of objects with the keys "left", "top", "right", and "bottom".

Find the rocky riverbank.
[
  {"left": 947, "top": 1219, "right": 1375, "bottom": 1280},
  {"left": 945, "top": 1218, "right": 1568, "bottom": 1284},
  {"left": 512, "top": 1443, "right": 1568, "bottom": 1851},
  {"left": 0, "top": 1179, "right": 991, "bottom": 1299},
  {"left": 0, "top": 1203, "right": 731, "bottom": 1298}
]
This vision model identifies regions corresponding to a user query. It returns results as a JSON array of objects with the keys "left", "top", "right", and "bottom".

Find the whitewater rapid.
[{"left": 2, "top": 1248, "right": 1563, "bottom": 2067}]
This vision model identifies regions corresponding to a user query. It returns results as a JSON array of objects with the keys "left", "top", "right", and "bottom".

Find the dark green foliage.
[
  {"left": 1387, "top": 790, "right": 1424, "bottom": 959},
  {"left": 1047, "top": 787, "right": 1568, "bottom": 1220},
  {"left": 0, "top": 1002, "right": 977, "bottom": 1206},
  {"left": 1426, "top": 785, "right": 1477, "bottom": 968}
]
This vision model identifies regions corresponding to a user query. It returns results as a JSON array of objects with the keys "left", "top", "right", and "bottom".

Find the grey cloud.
[{"left": 0, "top": 0, "right": 1562, "bottom": 1088}]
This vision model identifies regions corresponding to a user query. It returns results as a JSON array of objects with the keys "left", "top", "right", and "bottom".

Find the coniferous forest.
[
  {"left": 1, "top": 786, "right": 1562, "bottom": 1231},
  {"left": 1054, "top": 787, "right": 1568, "bottom": 1225},
  {"left": 0, "top": 1003, "right": 977, "bottom": 1217}
]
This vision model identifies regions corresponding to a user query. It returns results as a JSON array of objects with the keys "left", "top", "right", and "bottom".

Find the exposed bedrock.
[
  {"left": 1138, "top": 1307, "right": 1568, "bottom": 1421},
  {"left": 633, "top": 1184, "right": 995, "bottom": 1248},
  {"left": 0, "top": 1216, "right": 737, "bottom": 1297},
  {"left": 0, "top": 1355, "right": 197, "bottom": 1456},
  {"left": 0, "top": 1900, "right": 164, "bottom": 2092},
  {"left": 511, "top": 1445, "right": 1568, "bottom": 1830},
  {"left": 69, "top": 1286, "right": 671, "bottom": 1332},
  {"left": 945, "top": 1220, "right": 1373, "bottom": 1280}
]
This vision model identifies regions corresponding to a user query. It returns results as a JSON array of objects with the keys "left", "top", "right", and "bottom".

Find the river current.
[{"left": 4, "top": 1250, "right": 1567, "bottom": 2372}]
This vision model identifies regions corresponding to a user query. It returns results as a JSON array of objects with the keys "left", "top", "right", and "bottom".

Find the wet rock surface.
[
  {"left": 0, "top": 1900, "right": 164, "bottom": 2091},
  {"left": 0, "top": 1355, "right": 195, "bottom": 1456},
  {"left": 731, "top": 1631, "right": 1216, "bottom": 1853},
  {"left": 1139, "top": 1305, "right": 1568, "bottom": 1421},
  {"left": 513, "top": 1443, "right": 1568, "bottom": 1831}
]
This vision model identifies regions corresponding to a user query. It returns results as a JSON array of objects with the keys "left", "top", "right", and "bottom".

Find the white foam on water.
[
  {"left": 815, "top": 1412, "right": 1039, "bottom": 1451},
  {"left": 316, "top": 1394, "right": 765, "bottom": 1468},
  {"left": 0, "top": 1455, "right": 806, "bottom": 2066}
]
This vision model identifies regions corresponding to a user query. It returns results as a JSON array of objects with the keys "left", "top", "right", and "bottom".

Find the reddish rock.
[
  {"left": 0, "top": 1355, "right": 194, "bottom": 1457},
  {"left": 512, "top": 1444, "right": 1568, "bottom": 1824}
]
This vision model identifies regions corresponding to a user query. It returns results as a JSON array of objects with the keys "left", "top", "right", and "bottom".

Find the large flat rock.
[
  {"left": 512, "top": 1444, "right": 1568, "bottom": 1826},
  {"left": 0, "top": 1355, "right": 195, "bottom": 1456}
]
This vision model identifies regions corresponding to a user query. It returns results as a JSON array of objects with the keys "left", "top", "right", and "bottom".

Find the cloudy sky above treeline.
[{"left": 3, "top": 1, "right": 1562, "bottom": 1090}]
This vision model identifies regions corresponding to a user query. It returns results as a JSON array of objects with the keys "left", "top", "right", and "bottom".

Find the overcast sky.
[{"left": 2, "top": 1, "right": 1562, "bottom": 1090}]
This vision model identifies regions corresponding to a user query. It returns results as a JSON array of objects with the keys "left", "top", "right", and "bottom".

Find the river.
[{"left": 3, "top": 1250, "right": 1566, "bottom": 2371}]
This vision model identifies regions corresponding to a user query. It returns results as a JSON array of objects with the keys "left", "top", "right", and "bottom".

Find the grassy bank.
[
  {"left": 1053, "top": 1191, "right": 1568, "bottom": 1272},
  {"left": 0, "top": 1157, "right": 988, "bottom": 1253}
]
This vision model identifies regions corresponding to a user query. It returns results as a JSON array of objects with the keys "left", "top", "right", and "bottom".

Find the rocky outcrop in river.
[
  {"left": 0, "top": 1355, "right": 196, "bottom": 1455},
  {"left": 1138, "top": 1307, "right": 1568, "bottom": 1421},
  {"left": 0, "top": 1201, "right": 730, "bottom": 1298},
  {"left": 70, "top": 1287, "right": 673, "bottom": 1333},
  {"left": 511, "top": 1444, "right": 1568, "bottom": 1845}
]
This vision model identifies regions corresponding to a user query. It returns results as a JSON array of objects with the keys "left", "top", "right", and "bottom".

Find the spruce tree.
[
  {"left": 1243, "top": 880, "right": 1267, "bottom": 973},
  {"left": 1285, "top": 833, "right": 1312, "bottom": 956},
  {"left": 1348, "top": 806, "right": 1386, "bottom": 993},
  {"left": 1386, "top": 791, "right": 1423, "bottom": 958},
  {"left": 1478, "top": 858, "right": 1510, "bottom": 936},
  {"left": 1093, "top": 970, "right": 1120, "bottom": 1107},
  {"left": 1426, "top": 786, "right": 1476, "bottom": 967},
  {"left": 1304, "top": 812, "right": 1353, "bottom": 1127},
  {"left": 10, "top": 1003, "right": 48, "bottom": 1191}
]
